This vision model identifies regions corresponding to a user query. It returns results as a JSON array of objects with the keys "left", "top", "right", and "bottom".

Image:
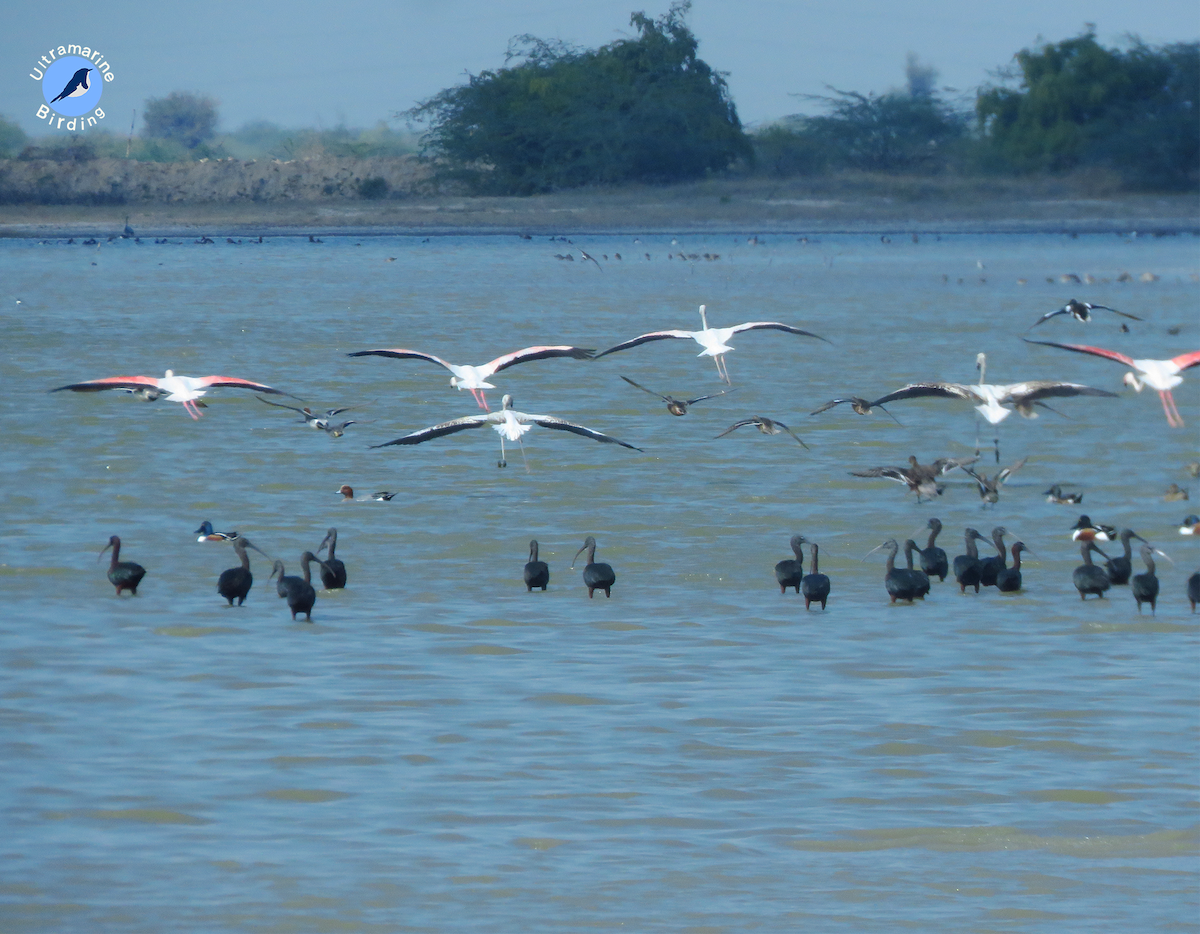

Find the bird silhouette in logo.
[{"left": 50, "top": 67, "right": 92, "bottom": 103}]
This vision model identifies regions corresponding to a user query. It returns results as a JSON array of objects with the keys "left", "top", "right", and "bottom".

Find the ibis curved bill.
[
  {"left": 52, "top": 370, "right": 290, "bottom": 419},
  {"left": 595, "top": 304, "right": 827, "bottom": 383},
  {"left": 347, "top": 345, "right": 594, "bottom": 410}
]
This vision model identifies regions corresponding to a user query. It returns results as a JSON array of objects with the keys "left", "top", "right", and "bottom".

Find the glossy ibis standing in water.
[
  {"left": 995, "top": 542, "right": 1030, "bottom": 592},
  {"left": 270, "top": 555, "right": 324, "bottom": 621},
  {"left": 1130, "top": 545, "right": 1159, "bottom": 614},
  {"left": 1105, "top": 529, "right": 1148, "bottom": 585},
  {"left": 800, "top": 537, "right": 831, "bottom": 610},
  {"left": 775, "top": 535, "right": 804, "bottom": 593},
  {"left": 316, "top": 528, "right": 347, "bottom": 589},
  {"left": 952, "top": 528, "right": 993, "bottom": 594},
  {"left": 978, "top": 527, "right": 1009, "bottom": 588},
  {"left": 99, "top": 535, "right": 146, "bottom": 596},
  {"left": 571, "top": 536, "right": 615, "bottom": 598},
  {"left": 902, "top": 540, "right": 931, "bottom": 599},
  {"left": 1073, "top": 541, "right": 1112, "bottom": 600},
  {"left": 218, "top": 537, "right": 269, "bottom": 606},
  {"left": 1188, "top": 570, "right": 1200, "bottom": 612},
  {"left": 867, "top": 539, "right": 921, "bottom": 603},
  {"left": 919, "top": 518, "right": 949, "bottom": 581},
  {"left": 523, "top": 540, "right": 549, "bottom": 591}
]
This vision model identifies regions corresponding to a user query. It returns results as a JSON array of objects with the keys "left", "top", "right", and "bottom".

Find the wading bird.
[
  {"left": 571, "top": 536, "right": 615, "bottom": 598},
  {"left": 1024, "top": 339, "right": 1200, "bottom": 428},
  {"left": 594, "top": 304, "right": 827, "bottom": 384},
  {"left": 919, "top": 518, "right": 949, "bottom": 581},
  {"left": 1073, "top": 541, "right": 1112, "bottom": 600},
  {"left": 316, "top": 528, "right": 347, "bottom": 590},
  {"left": 1104, "top": 529, "right": 1149, "bottom": 585},
  {"left": 978, "top": 527, "right": 1009, "bottom": 587},
  {"left": 995, "top": 542, "right": 1030, "bottom": 592},
  {"left": 963, "top": 457, "right": 1028, "bottom": 505},
  {"left": 1188, "top": 570, "right": 1200, "bottom": 612},
  {"left": 1131, "top": 545, "right": 1159, "bottom": 614},
  {"left": 866, "top": 539, "right": 923, "bottom": 603},
  {"left": 371, "top": 394, "right": 643, "bottom": 469},
  {"left": 523, "top": 540, "right": 549, "bottom": 591},
  {"left": 347, "top": 345, "right": 594, "bottom": 410},
  {"left": 953, "top": 528, "right": 994, "bottom": 594},
  {"left": 619, "top": 375, "right": 734, "bottom": 415},
  {"left": 99, "top": 535, "right": 146, "bottom": 596},
  {"left": 1027, "top": 299, "right": 1142, "bottom": 329},
  {"left": 775, "top": 535, "right": 805, "bottom": 593},
  {"left": 270, "top": 555, "right": 326, "bottom": 621},
  {"left": 716, "top": 416, "right": 809, "bottom": 448},
  {"left": 52, "top": 370, "right": 290, "bottom": 419},
  {"left": 851, "top": 455, "right": 978, "bottom": 503},
  {"left": 902, "top": 540, "right": 932, "bottom": 599},
  {"left": 218, "top": 537, "right": 270, "bottom": 607},
  {"left": 800, "top": 539, "right": 831, "bottom": 610}
]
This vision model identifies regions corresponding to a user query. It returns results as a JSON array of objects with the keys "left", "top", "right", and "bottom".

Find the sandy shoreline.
[{"left": 1, "top": 177, "right": 1196, "bottom": 238}]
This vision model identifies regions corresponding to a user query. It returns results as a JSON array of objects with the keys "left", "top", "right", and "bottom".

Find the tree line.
[{"left": 1, "top": 5, "right": 1195, "bottom": 194}]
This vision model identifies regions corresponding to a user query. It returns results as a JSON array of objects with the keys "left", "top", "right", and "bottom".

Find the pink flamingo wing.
[
  {"left": 346, "top": 349, "right": 455, "bottom": 371},
  {"left": 482, "top": 345, "right": 595, "bottom": 375},
  {"left": 198, "top": 376, "right": 286, "bottom": 394},
  {"left": 1024, "top": 339, "right": 1136, "bottom": 367},
  {"left": 51, "top": 375, "right": 162, "bottom": 393},
  {"left": 1169, "top": 350, "right": 1200, "bottom": 371}
]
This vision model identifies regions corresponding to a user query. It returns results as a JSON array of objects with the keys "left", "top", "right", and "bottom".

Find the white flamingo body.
[
  {"left": 1025, "top": 340, "right": 1200, "bottom": 427},
  {"left": 348, "top": 345, "right": 593, "bottom": 409},
  {"left": 52, "top": 370, "right": 287, "bottom": 419},
  {"left": 372, "top": 393, "right": 642, "bottom": 468},
  {"left": 595, "top": 304, "right": 826, "bottom": 383}
]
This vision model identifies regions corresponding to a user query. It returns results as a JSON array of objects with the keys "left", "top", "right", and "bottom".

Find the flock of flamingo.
[{"left": 56, "top": 296, "right": 1200, "bottom": 619}]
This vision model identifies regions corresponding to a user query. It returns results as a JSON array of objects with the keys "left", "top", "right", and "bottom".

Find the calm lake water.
[{"left": 1, "top": 228, "right": 1197, "bottom": 932}]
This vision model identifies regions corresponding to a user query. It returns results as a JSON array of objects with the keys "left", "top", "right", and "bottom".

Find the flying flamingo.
[
  {"left": 594, "top": 304, "right": 827, "bottom": 383},
  {"left": 371, "top": 393, "right": 643, "bottom": 468},
  {"left": 1023, "top": 339, "right": 1200, "bottom": 427},
  {"left": 51, "top": 370, "right": 290, "bottom": 419},
  {"left": 347, "top": 345, "right": 594, "bottom": 410}
]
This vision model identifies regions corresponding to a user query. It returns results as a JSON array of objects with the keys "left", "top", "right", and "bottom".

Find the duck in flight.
[
  {"left": 348, "top": 345, "right": 594, "bottom": 410},
  {"left": 619, "top": 375, "right": 734, "bottom": 415},
  {"left": 715, "top": 416, "right": 809, "bottom": 449},
  {"left": 371, "top": 393, "right": 643, "bottom": 469},
  {"left": 1027, "top": 299, "right": 1142, "bottom": 330},
  {"left": 850, "top": 455, "right": 978, "bottom": 503},
  {"left": 257, "top": 397, "right": 358, "bottom": 432},
  {"left": 594, "top": 304, "right": 827, "bottom": 384}
]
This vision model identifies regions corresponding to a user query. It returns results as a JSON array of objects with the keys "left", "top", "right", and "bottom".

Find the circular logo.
[{"left": 43, "top": 56, "right": 102, "bottom": 116}]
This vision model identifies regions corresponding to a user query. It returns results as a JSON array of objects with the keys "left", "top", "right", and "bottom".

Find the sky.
[{"left": 4, "top": 0, "right": 1197, "bottom": 137}]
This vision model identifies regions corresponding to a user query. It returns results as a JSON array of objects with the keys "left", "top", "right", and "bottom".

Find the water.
[{"left": 1, "top": 229, "right": 1197, "bottom": 931}]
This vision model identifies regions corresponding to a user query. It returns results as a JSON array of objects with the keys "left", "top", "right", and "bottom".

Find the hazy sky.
[{"left": 5, "top": 0, "right": 1197, "bottom": 137}]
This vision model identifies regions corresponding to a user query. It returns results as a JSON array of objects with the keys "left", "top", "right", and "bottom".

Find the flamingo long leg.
[
  {"left": 184, "top": 400, "right": 202, "bottom": 420},
  {"left": 1162, "top": 390, "right": 1184, "bottom": 427},
  {"left": 498, "top": 436, "right": 507, "bottom": 468}
]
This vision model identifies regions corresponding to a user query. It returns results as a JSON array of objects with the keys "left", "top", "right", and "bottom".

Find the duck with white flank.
[
  {"left": 195, "top": 520, "right": 239, "bottom": 543},
  {"left": 99, "top": 535, "right": 146, "bottom": 596},
  {"left": 218, "top": 537, "right": 270, "bottom": 607},
  {"left": 257, "top": 397, "right": 358, "bottom": 434},
  {"left": 348, "top": 345, "right": 594, "bottom": 411},
  {"left": 1044, "top": 484, "right": 1083, "bottom": 505},
  {"left": 372, "top": 394, "right": 642, "bottom": 469},
  {"left": 1180, "top": 515, "right": 1200, "bottom": 536},
  {"left": 851, "top": 455, "right": 978, "bottom": 504},
  {"left": 1027, "top": 299, "right": 1142, "bottom": 330},
  {"left": 52, "top": 370, "right": 291, "bottom": 420},
  {"left": 337, "top": 486, "right": 395, "bottom": 502},
  {"left": 1024, "top": 339, "right": 1200, "bottom": 428},
  {"left": 1071, "top": 515, "right": 1117, "bottom": 542},
  {"left": 1131, "top": 545, "right": 1160, "bottom": 614},
  {"left": 716, "top": 416, "right": 808, "bottom": 449},
  {"left": 316, "top": 528, "right": 347, "bottom": 590},
  {"left": 1073, "top": 541, "right": 1112, "bottom": 600},
  {"left": 571, "top": 536, "right": 615, "bottom": 598},
  {"left": 775, "top": 535, "right": 805, "bottom": 593},
  {"left": 620, "top": 375, "right": 734, "bottom": 415},
  {"left": 523, "top": 541, "right": 550, "bottom": 592},
  {"left": 594, "top": 304, "right": 827, "bottom": 384},
  {"left": 800, "top": 539, "right": 831, "bottom": 610}
]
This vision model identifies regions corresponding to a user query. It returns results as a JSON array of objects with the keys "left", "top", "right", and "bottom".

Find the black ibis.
[
  {"left": 571, "top": 536, "right": 615, "bottom": 598},
  {"left": 99, "top": 535, "right": 146, "bottom": 596},
  {"left": 524, "top": 540, "right": 550, "bottom": 591}
]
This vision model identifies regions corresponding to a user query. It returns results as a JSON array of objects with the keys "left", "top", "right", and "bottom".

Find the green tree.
[
  {"left": 143, "top": 92, "right": 218, "bottom": 149},
  {"left": 406, "top": 2, "right": 751, "bottom": 193}
]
